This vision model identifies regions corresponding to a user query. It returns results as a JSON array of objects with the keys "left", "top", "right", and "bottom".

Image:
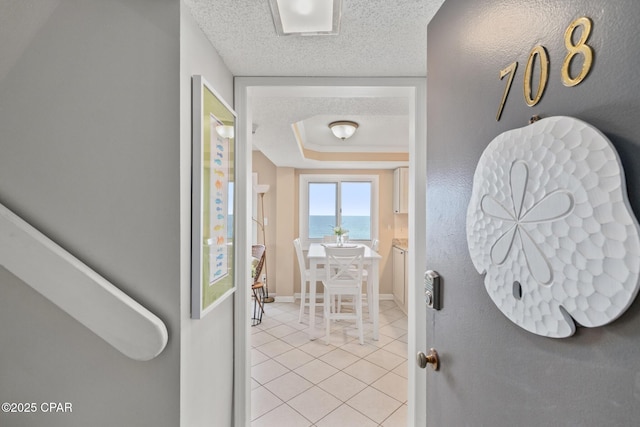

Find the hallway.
[{"left": 251, "top": 300, "right": 408, "bottom": 426}]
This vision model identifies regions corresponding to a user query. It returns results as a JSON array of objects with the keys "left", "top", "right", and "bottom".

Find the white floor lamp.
[{"left": 253, "top": 184, "right": 273, "bottom": 303}]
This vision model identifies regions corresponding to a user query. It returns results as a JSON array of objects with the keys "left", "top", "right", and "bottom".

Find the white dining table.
[{"left": 306, "top": 242, "right": 382, "bottom": 341}]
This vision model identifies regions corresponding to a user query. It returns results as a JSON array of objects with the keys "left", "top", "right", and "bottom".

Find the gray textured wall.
[
  {"left": 427, "top": 0, "right": 640, "bottom": 425},
  {"left": 0, "top": 1, "right": 181, "bottom": 426}
]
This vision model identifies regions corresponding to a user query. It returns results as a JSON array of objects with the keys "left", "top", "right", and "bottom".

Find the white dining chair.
[
  {"left": 322, "top": 246, "right": 365, "bottom": 345},
  {"left": 294, "top": 238, "right": 326, "bottom": 323},
  {"left": 336, "top": 240, "right": 378, "bottom": 316}
]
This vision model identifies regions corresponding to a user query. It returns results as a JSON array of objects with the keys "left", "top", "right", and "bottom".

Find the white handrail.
[{"left": 0, "top": 202, "right": 168, "bottom": 361}]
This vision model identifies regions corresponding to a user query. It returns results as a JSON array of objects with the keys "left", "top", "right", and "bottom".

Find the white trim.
[
  {"left": 233, "top": 78, "right": 253, "bottom": 427},
  {"left": 408, "top": 79, "right": 427, "bottom": 427},
  {"left": 270, "top": 295, "right": 296, "bottom": 303},
  {"left": 234, "top": 76, "right": 426, "bottom": 427},
  {"left": 299, "top": 174, "right": 379, "bottom": 248},
  {"left": 291, "top": 292, "right": 395, "bottom": 301}
]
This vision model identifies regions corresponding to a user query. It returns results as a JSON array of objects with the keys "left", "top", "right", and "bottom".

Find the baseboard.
[
  {"left": 282, "top": 293, "right": 394, "bottom": 302},
  {"left": 269, "top": 295, "right": 295, "bottom": 303}
]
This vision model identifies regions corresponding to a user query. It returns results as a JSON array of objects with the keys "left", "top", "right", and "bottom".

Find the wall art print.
[
  {"left": 466, "top": 116, "right": 640, "bottom": 337},
  {"left": 191, "top": 75, "right": 236, "bottom": 319}
]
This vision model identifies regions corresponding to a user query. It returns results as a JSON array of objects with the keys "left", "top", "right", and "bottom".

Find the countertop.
[{"left": 392, "top": 238, "right": 409, "bottom": 251}]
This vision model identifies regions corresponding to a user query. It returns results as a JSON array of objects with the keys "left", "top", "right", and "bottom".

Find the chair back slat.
[
  {"left": 322, "top": 245, "right": 366, "bottom": 345},
  {"left": 324, "top": 246, "right": 365, "bottom": 285}
]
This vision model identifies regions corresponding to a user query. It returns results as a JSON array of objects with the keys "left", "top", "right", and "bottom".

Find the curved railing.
[{"left": 0, "top": 203, "right": 168, "bottom": 361}]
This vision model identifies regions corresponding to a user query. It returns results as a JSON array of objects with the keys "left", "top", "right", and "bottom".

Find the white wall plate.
[{"left": 467, "top": 116, "right": 640, "bottom": 338}]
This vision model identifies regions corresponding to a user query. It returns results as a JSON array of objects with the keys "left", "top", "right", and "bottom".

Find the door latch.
[{"left": 417, "top": 348, "right": 440, "bottom": 370}]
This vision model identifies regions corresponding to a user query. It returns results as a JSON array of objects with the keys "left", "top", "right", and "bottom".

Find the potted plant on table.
[{"left": 331, "top": 225, "right": 349, "bottom": 246}]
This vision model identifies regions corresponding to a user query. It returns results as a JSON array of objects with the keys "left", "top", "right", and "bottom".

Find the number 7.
[{"left": 496, "top": 61, "right": 518, "bottom": 121}]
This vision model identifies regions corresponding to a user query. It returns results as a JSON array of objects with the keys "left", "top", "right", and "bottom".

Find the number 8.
[{"left": 562, "top": 17, "right": 593, "bottom": 87}]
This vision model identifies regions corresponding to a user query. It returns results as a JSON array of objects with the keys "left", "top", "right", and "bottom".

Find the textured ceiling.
[
  {"left": 184, "top": 0, "right": 446, "bottom": 168},
  {"left": 252, "top": 95, "right": 411, "bottom": 168},
  {"left": 184, "top": 0, "right": 444, "bottom": 77}
]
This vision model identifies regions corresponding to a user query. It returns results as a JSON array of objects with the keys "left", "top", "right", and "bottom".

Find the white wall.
[
  {"left": 179, "top": 4, "right": 235, "bottom": 427},
  {"left": 0, "top": 1, "right": 181, "bottom": 426}
]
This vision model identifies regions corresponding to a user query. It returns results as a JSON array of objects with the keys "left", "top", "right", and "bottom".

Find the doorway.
[{"left": 234, "top": 77, "right": 427, "bottom": 426}]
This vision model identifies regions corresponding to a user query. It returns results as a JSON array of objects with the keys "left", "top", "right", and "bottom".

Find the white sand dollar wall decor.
[{"left": 466, "top": 116, "right": 640, "bottom": 337}]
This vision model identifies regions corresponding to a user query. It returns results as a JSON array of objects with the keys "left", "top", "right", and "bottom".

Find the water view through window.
[{"left": 308, "top": 181, "right": 371, "bottom": 240}]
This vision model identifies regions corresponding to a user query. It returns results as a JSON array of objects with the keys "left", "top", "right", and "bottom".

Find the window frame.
[{"left": 299, "top": 174, "right": 379, "bottom": 248}]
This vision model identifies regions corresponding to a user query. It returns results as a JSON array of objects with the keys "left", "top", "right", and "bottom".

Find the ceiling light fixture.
[
  {"left": 268, "top": 0, "right": 342, "bottom": 36},
  {"left": 329, "top": 120, "right": 359, "bottom": 140}
]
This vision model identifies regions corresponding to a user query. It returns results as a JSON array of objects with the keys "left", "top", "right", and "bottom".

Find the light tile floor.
[{"left": 251, "top": 300, "right": 408, "bottom": 427}]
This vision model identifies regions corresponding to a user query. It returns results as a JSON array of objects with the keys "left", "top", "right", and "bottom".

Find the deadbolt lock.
[{"left": 424, "top": 270, "right": 441, "bottom": 310}]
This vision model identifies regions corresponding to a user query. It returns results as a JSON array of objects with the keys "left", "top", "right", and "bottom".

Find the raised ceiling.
[{"left": 184, "top": 0, "right": 446, "bottom": 169}]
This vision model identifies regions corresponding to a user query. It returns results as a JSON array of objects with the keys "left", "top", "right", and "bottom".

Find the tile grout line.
[{"left": 251, "top": 301, "right": 408, "bottom": 427}]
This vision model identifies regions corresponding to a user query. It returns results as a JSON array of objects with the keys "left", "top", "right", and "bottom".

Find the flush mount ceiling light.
[
  {"left": 329, "top": 120, "right": 359, "bottom": 140},
  {"left": 268, "top": 0, "right": 342, "bottom": 36}
]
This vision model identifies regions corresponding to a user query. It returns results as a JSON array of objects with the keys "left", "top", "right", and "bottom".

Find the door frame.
[{"left": 233, "top": 76, "right": 427, "bottom": 426}]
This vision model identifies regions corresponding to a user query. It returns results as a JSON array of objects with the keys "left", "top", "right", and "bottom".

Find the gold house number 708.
[{"left": 496, "top": 16, "right": 594, "bottom": 121}]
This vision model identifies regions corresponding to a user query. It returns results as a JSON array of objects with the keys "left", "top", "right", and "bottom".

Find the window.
[
  {"left": 308, "top": 182, "right": 337, "bottom": 238},
  {"left": 300, "top": 174, "right": 378, "bottom": 244}
]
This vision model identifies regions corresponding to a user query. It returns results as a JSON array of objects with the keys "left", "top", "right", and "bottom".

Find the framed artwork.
[{"left": 191, "top": 75, "right": 236, "bottom": 319}]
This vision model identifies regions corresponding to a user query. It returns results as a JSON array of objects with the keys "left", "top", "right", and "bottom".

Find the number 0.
[{"left": 523, "top": 45, "right": 549, "bottom": 107}]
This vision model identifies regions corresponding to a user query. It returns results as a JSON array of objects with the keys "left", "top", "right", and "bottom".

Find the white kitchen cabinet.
[
  {"left": 393, "top": 246, "right": 408, "bottom": 313},
  {"left": 393, "top": 167, "right": 409, "bottom": 214}
]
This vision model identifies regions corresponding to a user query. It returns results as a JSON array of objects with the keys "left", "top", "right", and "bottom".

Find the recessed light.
[{"left": 268, "top": 0, "right": 342, "bottom": 36}]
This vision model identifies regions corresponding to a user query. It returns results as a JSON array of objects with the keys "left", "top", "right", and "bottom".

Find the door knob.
[{"left": 417, "top": 348, "right": 439, "bottom": 371}]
